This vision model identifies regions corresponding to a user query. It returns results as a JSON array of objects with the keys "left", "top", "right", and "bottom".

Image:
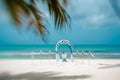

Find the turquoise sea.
[{"left": 0, "top": 45, "right": 120, "bottom": 59}]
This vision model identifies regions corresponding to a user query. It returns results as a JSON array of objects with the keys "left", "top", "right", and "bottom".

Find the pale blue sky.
[{"left": 0, "top": 0, "right": 120, "bottom": 45}]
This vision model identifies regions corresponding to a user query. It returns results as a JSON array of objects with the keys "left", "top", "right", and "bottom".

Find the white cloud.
[
  {"left": 67, "top": 0, "right": 119, "bottom": 29},
  {"left": 79, "top": 14, "right": 110, "bottom": 29},
  {"left": 90, "top": 14, "right": 106, "bottom": 24}
]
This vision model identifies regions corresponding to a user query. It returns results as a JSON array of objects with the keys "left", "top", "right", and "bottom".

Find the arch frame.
[{"left": 55, "top": 40, "right": 74, "bottom": 61}]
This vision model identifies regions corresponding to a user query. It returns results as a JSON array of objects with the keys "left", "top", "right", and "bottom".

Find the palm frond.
[
  {"left": 5, "top": 0, "right": 22, "bottom": 26},
  {"left": 62, "top": 0, "right": 68, "bottom": 6},
  {"left": 30, "top": 0, "right": 36, "bottom": 4},
  {"left": 5, "top": 0, "right": 48, "bottom": 41},
  {"left": 109, "top": 0, "right": 120, "bottom": 18},
  {"left": 42, "top": 0, "right": 71, "bottom": 30},
  {"left": 28, "top": 4, "right": 48, "bottom": 41},
  {"left": 4, "top": 0, "right": 70, "bottom": 42}
]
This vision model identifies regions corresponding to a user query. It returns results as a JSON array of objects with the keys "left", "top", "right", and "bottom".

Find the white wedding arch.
[{"left": 55, "top": 40, "right": 74, "bottom": 61}]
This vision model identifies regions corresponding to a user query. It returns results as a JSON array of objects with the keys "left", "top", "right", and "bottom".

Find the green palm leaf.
[
  {"left": 42, "top": 0, "right": 71, "bottom": 30},
  {"left": 4, "top": 0, "right": 71, "bottom": 41}
]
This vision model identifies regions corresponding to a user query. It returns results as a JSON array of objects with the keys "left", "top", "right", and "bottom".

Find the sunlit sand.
[{"left": 0, "top": 59, "right": 120, "bottom": 80}]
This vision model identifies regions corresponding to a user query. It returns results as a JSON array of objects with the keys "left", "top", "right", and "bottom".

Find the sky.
[{"left": 0, "top": 0, "right": 120, "bottom": 45}]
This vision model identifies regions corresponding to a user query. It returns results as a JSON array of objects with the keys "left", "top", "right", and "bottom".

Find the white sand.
[{"left": 0, "top": 59, "right": 120, "bottom": 80}]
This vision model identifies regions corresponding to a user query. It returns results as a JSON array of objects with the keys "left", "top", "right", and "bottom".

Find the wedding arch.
[{"left": 55, "top": 40, "right": 74, "bottom": 61}]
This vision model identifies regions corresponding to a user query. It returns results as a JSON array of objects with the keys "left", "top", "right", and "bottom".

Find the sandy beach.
[{"left": 0, "top": 59, "right": 120, "bottom": 80}]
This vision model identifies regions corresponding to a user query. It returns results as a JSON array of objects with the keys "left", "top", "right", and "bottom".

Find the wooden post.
[
  {"left": 31, "top": 52, "right": 34, "bottom": 64},
  {"left": 48, "top": 50, "right": 51, "bottom": 55},
  {"left": 82, "top": 51, "right": 84, "bottom": 64},
  {"left": 31, "top": 52, "right": 34, "bottom": 60},
  {"left": 76, "top": 50, "right": 79, "bottom": 55},
  {"left": 39, "top": 50, "right": 42, "bottom": 58},
  {"left": 88, "top": 52, "right": 90, "bottom": 64},
  {"left": 39, "top": 50, "right": 42, "bottom": 63},
  {"left": 48, "top": 50, "right": 51, "bottom": 59}
]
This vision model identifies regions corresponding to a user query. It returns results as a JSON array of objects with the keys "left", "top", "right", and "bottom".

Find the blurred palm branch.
[
  {"left": 4, "top": 0, "right": 71, "bottom": 41},
  {"left": 109, "top": 0, "right": 120, "bottom": 18}
]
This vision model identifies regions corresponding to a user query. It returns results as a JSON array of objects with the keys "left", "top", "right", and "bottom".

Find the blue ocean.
[{"left": 0, "top": 45, "right": 120, "bottom": 59}]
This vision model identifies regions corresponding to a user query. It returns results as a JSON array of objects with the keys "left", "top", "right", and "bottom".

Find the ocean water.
[{"left": 0, "top": 45, "right": 120, "bottom": 59}]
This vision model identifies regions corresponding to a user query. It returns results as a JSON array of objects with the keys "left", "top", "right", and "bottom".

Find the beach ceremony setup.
[
  {"left": 30, "top": 40, "right": 94, "bottom": 64},
  {"left": 30, "top": 40, "right": 95, "bottom": 64},
  {"left": 0, "top": 0, "right": 120, "bottom": 80}
]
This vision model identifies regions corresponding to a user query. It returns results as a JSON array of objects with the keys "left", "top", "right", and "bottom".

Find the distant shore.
[{"left": 0, "top": 59, "right": 120, "bottom": 80}]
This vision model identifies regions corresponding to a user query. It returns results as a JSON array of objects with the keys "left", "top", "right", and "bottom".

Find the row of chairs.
[{"left": 31, "top": 50, "right": 95, "bottom": 64}]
